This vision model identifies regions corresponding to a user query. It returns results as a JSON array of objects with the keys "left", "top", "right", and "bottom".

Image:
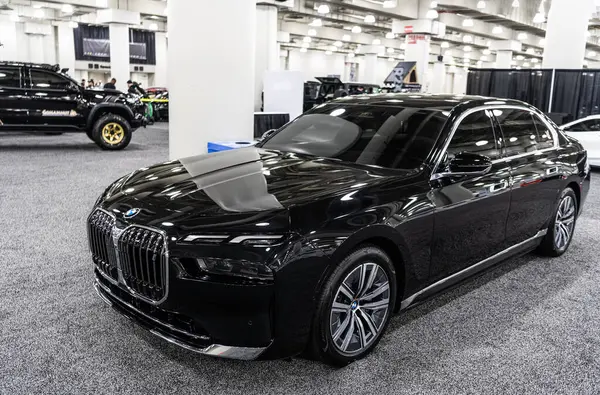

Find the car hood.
[{"left": 102, "top": 148, "right": 411, "bottom": 229}]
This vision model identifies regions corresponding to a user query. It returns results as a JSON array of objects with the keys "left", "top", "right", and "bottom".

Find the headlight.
[{"left": 196, "top": 258, "right": 273, "bottom": 281}]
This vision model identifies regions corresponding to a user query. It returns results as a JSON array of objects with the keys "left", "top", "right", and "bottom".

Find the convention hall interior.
[{"left": 1, "top": 0, "right": 600, "bottom": 393}]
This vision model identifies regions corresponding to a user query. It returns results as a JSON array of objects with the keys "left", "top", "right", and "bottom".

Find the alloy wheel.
[
  {"left": 102, "top": 122, "right": 125, "bottom": 145},
  {"left": 329, "top": 262, "right": 390, "bottom": 356},
  {"left": 554, "top": 195, "right": 576, "bottom": 251}
]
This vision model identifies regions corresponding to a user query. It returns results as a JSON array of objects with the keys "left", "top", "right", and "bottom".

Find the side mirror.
[
  {"left": 433, "top": 152, "right": 492, "bottom": 179},
  {"left": 261, "top": 129, "right": 277, "bottom": 141}
]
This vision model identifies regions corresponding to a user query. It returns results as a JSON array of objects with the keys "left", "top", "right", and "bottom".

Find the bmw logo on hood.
[{"left": 124, "top": 208, "right": 141, "bottom": 219}]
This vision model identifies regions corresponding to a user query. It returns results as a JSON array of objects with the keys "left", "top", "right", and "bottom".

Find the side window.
[
  {"left": 446, "top": 110, "right": 501, "bottom": 160},
  {"left": 531, "top": 115, "right": 555, "bottom": 150},
  {"left": 0, "top": 67, "right": 21, "bottom": 88},
  {"left": 582, "top": 119, "right": 600, "bottom": 131},
  {"left": 494, "top": 109, "right": 539, "bottom": 156},
  {"left": 30, "top": 70, "right": 72, "bottom": 90}
]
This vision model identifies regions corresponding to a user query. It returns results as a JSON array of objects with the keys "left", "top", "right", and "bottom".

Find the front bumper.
[{"left": 94, "top": 276, "right": 270, "bottom": 360}]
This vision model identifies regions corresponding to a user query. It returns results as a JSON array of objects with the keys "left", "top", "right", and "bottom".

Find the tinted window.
[
  {"left": 532, "top": 115, "right": 555, "bottom": 149},
  {"left": 0, "top": 67, "right": 21, "bottom": 88},
  {"left": 446, "top": 110, "right": 500, "bottom": 160},
  {"left": 565, "top": 119, "right": 600, "bottom": 132},
  {"left": 260, "top": 103, "right": 448, "bottom": 169},
  {"left": 30, "top": 70, "right": 72, "bottom": 90},
  {"left": 494, "top": 109, "right": 539, "bottom": 156}
]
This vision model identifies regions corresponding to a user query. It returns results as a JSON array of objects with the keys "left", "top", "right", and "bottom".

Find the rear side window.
[
  {"left": 565, "top": 119, "right": 600, "bottom": 132},
  {"left": 493, "top": 109, "right": 540, "bottom": 156},
  {"left": 30, "top": 70, "right": 72, "bottom": 90},
  {"left": 447, "top": 110, "right": 501, "bottom": 160},
  {"left": 531, "top": 115, "right": 555, "bottom": 150},
  {"left": 0, "top": 67, "right": 21, "bottom": 88}
]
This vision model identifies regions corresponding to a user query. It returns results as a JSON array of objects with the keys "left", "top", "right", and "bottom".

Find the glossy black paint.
[
  {"left": 0, "top": 62, "right": 145, "bottom": 132},
  {"left": 90, "top": 94, "right": 591, "bottom": 359}
]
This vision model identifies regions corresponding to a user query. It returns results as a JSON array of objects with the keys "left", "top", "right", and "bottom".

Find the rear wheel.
[
  {"left": 91, "top": 114, "right": 132, "bottom": 150},
  {"left": 537, "top": 187, "right": 578, "bottom": 257},
  {"left": 308, "top": 246, "right": 396, "bottom": 366}
]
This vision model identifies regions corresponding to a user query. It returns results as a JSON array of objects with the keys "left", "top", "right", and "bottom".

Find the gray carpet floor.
[{"left": 1, "top": 124, "right": 599, "bottom": 394}]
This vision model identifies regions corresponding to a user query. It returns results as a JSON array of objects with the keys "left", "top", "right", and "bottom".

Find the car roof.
[
  {"left": 330, "top": 93, "right": 530, "bottom": 111},
  {"left": 0, "top": 61, "right": 60, "bottom": 72}
]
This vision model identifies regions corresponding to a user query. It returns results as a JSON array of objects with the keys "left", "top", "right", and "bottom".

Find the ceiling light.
[
  {"left": 96, "top": 0, "right": 108, "bottom": 7},
  {"left": 325, "top": 50, "right": 333, "bottom": 55},
  {"left": 477, "top": 1, "right": 486, "bottom": 9},
  {"left": 354, "top": 47, "right": 361, "bottom": 53},
  {"left": 364, "top": 15, "right": 376, "bottom": 23},
  {"left": 62, "top": 4, "right": 74, "bottom": 14},
  {"left": 464, "top": 45, "right": 472, "bottom": 52},
  {"left": 317, "top": 4, "right": 330, "bottom": 14},
  {"left": 383, "top": 0, "right": 397, "bottom": 8},
  {"left": 386, "top": 32, "right": 395, "bottom": 39},
  {"left": 372, "top": 38, "right": 381, "bottom": 45},
  {"left": 310, "top": 18, "right": 322, "bottom": 27},
  {"left": 426, "top": 9, "right": 439, "bottom": 19},
  {"left": 348, "top": 52, "right": 355, "bottom": 58},
  {"left": 516, "top": 55, "right": 525, "bottom": 60},
  {"left": 480, "top": 55, "right": 488, "bottom": 61},
  {"left": 330, "top": 45, "right": 338, "bottom": 51},
  {"left": 463, "top": 35, "right": 473, "bottom": 43},
  {"left": 302, "top": 42, "right": 310, "bottom": 48},
  {"left": 149, "top": 23, "right": 158, "bottom": 31},
  {"left": 308, "top": 29, "right": 317, "bottom": 36},
  {"left": 342, "top": 34, "right": 351, "bottom": 41},
  {"left": 33, "top": 9, "right": 44, "bottom": 18},
  {"left": 441, "top": 42, "right": 450, "bottom": 48},
  {"left": 512, "top": 0, "right": 520, "bottom": 7},
  {"left": 483, "top": 49, "right": 491, "bottom": 55},
  {"left": 69, "top": 21, "right": 79, "bottom": 28},
  {"left": 351, "top": 26, "right": 362, "bottom": 34},
  {"left": 517, "top": 32, "right": 528, "bottom": 40},
  {"left": 492, "top": 26, "right": 503, "bottom": 34},
  {"left": 539, "top": 38, "right": 546, "bottom": 46},
  {"left": 300, "top": 47, "right": 307, "bottom": 53},
  {"left": 462, "top": 18, "right": 474, "bottom": 27},
  {"left": 526, "top": 48, "right": 535, "bottom": 54},
  {"left": 532, "top": 12, "right": 545, "bottom": 23},
  {"left": 531, "top": 58, "right": 539, "bottom": 63},
  {"left": 430, "top": 1, "right": 438, "bottom": 7},
  {"left": 387, "top": 47, "right": 395, "bottom": 53},
  {"left": 589, "top": 51, "right": 597, "bottom": 57},
  {"left": 303, "top": 36, "right": 312, "bottom": 43},
  {"left": 334, "top": 41, "right": 343, "bottom": 47}
]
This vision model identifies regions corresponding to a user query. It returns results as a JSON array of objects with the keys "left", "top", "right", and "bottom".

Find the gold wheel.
[{"left": 101, "top": 122, "right": 125, "bottom": 145}]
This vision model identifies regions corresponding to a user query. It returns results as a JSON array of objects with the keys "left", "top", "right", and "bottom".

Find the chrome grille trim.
[{"left": 87, "top": 209, "right": 118, "bottom": 283}]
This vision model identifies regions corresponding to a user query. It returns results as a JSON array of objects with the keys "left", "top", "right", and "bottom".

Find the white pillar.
[
  {"left": 543, "top": 0, "right": 595, "bottom": 69},
  {"left": 254, "top": 4, "right": 279, "bottom": 111},
  {"left": 168, "top": 0, "right": 255, "bottom": 159},
  {"left": 154, "top": 32, "right": 168, "bottom": 87},
  {"left": 28, "top": 35, "right": 45, "bottom": 64},
  {"left": 362, "top": 51, "right": 380, "bottom": 84},
  {"left": 0, "top": 17, "right": 18, "bottom": 61},
  {"left": 404, "top": 35, "right": 430, "bottom": 88},
  {"left": 496, "top": 51, "right": 513, "bottom": 68},
  {"left": 109, "top": 23, "right": 130, "bottom": 92},
  {"left": 429, "top": 61, "right": 446, "bottom": 93},
  {"left": 57, "top": 22, "right": 76, "bottom": 77}
]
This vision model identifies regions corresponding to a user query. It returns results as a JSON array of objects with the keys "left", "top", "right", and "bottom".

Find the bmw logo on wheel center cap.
[
  {"left": 351, "top": 301, "right": 358, "bottom": 310},
  {"left": 124, "top": 208, "right": 141, "bottom": 219}
]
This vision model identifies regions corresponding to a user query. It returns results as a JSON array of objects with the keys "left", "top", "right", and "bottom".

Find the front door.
[
  {"left": 25, "top": 69, "right": 86, "bottom": 129},
  {"left": 429, "top": 109, "right": 511, "bottom": 280},
  {"left": 492, "top": 108, "right": 563, "bottom": 245},
  {"left": 0, "top": 66, "right": 29, "bottom": 127}
]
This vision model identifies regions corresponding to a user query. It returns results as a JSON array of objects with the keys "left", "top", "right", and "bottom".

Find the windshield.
[{"left": 259, "top": 103, "right": 448, "bottom": 169}]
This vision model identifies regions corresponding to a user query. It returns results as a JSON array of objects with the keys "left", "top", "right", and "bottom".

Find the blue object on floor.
[{"left": 207, "top": 141, "right": 256, "bottom": 153}]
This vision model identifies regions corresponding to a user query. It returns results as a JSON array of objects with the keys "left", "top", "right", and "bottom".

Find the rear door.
[
  {"left": 0, "top": 66, "right": 29, "bottom": 127},
  {"left": 492, "top": 108, "right": 562, "bottom": 246},
  {"left": 563, "top": 118, "right": 600, "bottom": 165},
  {"left": 25, "top": 69, "right": 86, "bottom": 129}
]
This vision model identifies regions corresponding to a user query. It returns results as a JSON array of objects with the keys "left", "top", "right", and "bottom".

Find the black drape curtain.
[
  {"left": 552, "top": 70, "right": 600, "bottom": 119},
  {"left": 467, "top": 69, "right": 553, "bottom": 111},
  {"left": 74, "top": 25, "right": 110, "bottom": 62},
  {"left": 129, "top": 29, "right": 156, "bottom": 65}
]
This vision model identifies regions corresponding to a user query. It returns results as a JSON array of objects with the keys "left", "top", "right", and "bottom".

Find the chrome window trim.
[{"left": 430, "top": 104, "right": 560, "bottom": 181}]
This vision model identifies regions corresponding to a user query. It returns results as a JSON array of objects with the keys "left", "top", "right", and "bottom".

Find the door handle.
[
  {"left": 546, "top": 166, "right": 559, "bottom": 176},
  {"left": 490, "top": 179, "right": 508, "bottom": 193}
]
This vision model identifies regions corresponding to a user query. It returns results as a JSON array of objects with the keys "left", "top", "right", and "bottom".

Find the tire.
[
  {"left": 537, "top": 187, "right": 578, "bottom": 257},
  {"left": 91, "top": 114, "right": 132, "bottom": 150},
  {"left": 308, "top": 245, "right": 397, "bottom": 366}
]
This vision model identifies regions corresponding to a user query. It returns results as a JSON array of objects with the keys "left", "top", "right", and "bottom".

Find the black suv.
[{"left": 0, "top": 62, "right": 146, "bottom": 150}]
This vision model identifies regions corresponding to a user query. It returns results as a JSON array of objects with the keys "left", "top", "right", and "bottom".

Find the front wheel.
[
  {"left": 91, "top": 114, "right": 132, "bottom": 150},
  {"left": 308, "top": 246, "right": 397, "bottom": 366},
  {"left": 537, "top": 187, "right": 578, "bottom": 257}
]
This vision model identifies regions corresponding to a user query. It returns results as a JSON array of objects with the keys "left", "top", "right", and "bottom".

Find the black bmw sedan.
[{"left": 89, "top": 94, "right": 591, "bottom": 366}]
